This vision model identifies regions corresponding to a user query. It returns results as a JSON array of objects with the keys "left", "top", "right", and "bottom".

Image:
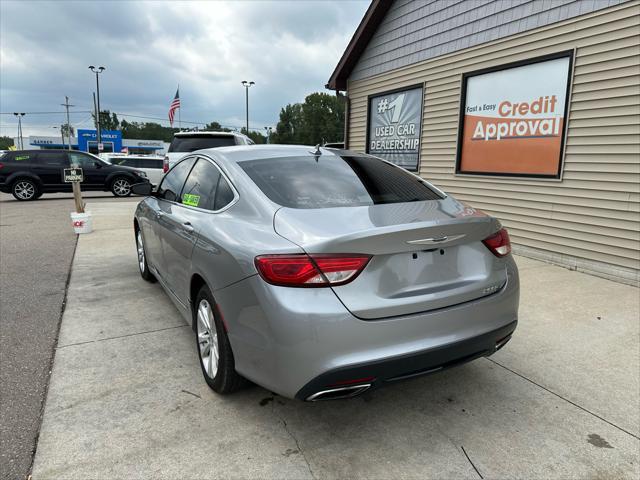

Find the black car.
[{"left": 0, "top": 149, "right": 149, "bottom": 201}]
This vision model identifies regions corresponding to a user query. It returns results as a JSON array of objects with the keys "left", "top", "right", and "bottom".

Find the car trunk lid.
[{"left": 273, "top": 198, "right": 508, "bottom": 319}]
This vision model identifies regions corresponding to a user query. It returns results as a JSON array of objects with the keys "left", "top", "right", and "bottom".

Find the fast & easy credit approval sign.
[
  {"left": 457, "top": 52, "right": 573, "bottom": 178},
  {"left": 367, "top": 85, "right": 423, "bottom": 171}
]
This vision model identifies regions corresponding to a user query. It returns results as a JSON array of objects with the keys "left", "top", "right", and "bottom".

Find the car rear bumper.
[
  {"left": 295, "top": 320, "right": 516, "bottom": 400},
  {"left": 214, "top": 257, "right": 519, "bottom": 399}
]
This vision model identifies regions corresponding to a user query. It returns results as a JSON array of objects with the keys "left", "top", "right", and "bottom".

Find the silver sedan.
[{"left": 132, "top": 145, "right": 519, "bottom": 401}]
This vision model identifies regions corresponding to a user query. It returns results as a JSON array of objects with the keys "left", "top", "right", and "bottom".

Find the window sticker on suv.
[
  {"left": 15, "top": 155, "right": 30, "bottom": 161},
  {"left": 182, "top": 193, "right": 201, "bottom": 207}
]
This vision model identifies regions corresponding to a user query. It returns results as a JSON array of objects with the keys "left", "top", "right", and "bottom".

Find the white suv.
[
  {"left": 102, "top": 154, "right": 165, "bottom": 186},
  {"left": 164, "top": 131, "right": 253, "bottom": 172}
]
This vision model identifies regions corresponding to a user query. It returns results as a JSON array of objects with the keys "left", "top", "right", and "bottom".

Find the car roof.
[
  {"left": 174, "top": 131, "right": 243, "bottom": 138},
  {"left": 197, "top": 144, "right": 355, "bottom": 163},
  {"left": 111, "top": 155, "right": 163, "bottom": 159},
  {"left": 9, "top": 149, "right": 54, "bottom": 153}
]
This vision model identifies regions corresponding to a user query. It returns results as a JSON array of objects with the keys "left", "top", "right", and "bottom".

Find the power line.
[
  {"left": 2, "top": 113, "right": 271, "bottom": 135},
  {"left": 0, "top": 111, "right": 92, "bottom": 115},
  {"left": 113, "top": 112, "right": 267, "bottom": 131},
  {"left": 114, "top": 112, "right": 205, "bottom": 125}
]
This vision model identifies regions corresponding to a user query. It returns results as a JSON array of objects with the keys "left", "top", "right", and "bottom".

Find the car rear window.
[
  {"left": 168, "top": 135, "right": 236, "bottom": 153},
  {"left": 239, "top": 155, "right": 443, "bottom": 209}
]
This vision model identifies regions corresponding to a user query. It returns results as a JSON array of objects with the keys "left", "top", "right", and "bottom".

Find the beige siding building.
[{"left": 328, "top": 0, "right": 640, "bottom": 285}]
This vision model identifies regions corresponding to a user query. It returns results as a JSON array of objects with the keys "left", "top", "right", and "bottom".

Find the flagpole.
[{"left": 178, "top": 83, "right": 181, "bottom": 131}]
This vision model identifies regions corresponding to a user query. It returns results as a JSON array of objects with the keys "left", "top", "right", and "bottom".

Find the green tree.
[
  {"left": 204, "top": 121, "right": 232, "bottom": 132},
  {"left": 60, "top": 123, "right": 74, "bottom": 138},
  {"left": 299, "top": 92, "right": 344, "bottom": 145},
  {"left": 270, "top": 92, "right": 344, "bottom": 145},
  {"left": 120, "top": 120, "right": 177, "bottom": 142},
  {"left": 92, "top": 110, "right": 120, "bottom": 131},
  {"left": 271, "top": 103, "right": 302, "bottom": 144},
  {"left": 0, "top": 136, "right": 14, "bottom": 150},
  {"left": 240, "top": 127, "right": 266, "bottom": 144}
]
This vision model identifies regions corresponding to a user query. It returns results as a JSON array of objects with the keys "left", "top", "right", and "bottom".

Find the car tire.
[
  {"left": 135, "top": 228, "right": 156, "bottom": 283},
  {"left": 111, "top": 176, "right": 132, "bottom": 197},
  {"left": 194, "top": 285, "right": 245, "bottom": 394},
  {"left": 11, "top": 178, "right": 39, "bottom": 201}
]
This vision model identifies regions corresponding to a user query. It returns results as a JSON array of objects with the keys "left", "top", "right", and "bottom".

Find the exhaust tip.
[
  {"left": 495, "top": 334, "right": 512, "bottom": 351},
  {"left": 306, "top": 384, "right": 371, "bottom": 402}
]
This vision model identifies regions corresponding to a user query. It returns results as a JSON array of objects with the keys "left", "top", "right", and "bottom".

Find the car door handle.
[{"left": 181, "top": 222, "right": 195, "bottom": 234}]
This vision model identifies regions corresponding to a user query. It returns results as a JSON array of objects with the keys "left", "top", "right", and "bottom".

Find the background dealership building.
[
  {"left": 328, "top": 0, "right": 639, "bottom": 285},
  {"left": 13, "top": 129, "right": 168, "bottom": 155}
]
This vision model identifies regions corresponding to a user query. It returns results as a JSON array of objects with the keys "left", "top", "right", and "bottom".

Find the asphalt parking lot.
[
  {"left": 25, "top": 201, "right": 640, "bottom": 479},
  {"left": 0, "top": 192, "right": 137, "bottom": 480}
]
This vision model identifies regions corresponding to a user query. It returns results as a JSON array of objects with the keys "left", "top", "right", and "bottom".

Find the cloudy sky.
[{"left": 0, "top": 0, "right": 368, "bottom": 138}]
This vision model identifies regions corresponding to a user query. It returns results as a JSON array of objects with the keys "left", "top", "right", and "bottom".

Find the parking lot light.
[
  {"left": 241, "top": 80, "right": 255, "bottom": 135},
  {"left": 89, "top": 66, "right": 106, "bottom": 148}
]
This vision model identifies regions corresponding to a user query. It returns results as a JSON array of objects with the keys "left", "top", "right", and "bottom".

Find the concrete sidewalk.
[{"left": 31, "top": 201, "right": 639, "bottom": 479}]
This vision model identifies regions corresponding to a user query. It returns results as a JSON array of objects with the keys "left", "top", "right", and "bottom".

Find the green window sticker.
[
  {"left": 15, "top": 155, "right": 30, "bottom": 161},
  {"left": 182, "top": 193, "right": 201, "bottom": 207}
]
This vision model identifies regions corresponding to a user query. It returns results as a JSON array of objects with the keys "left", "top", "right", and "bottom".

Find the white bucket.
[{"left": 70, "top": 211, "right": 93, "bottom": 234}]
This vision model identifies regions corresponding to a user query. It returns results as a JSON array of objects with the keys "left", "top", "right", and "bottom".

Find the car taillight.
[
  {"left": 0, "top": 162, "right": 4, "bottom": 169},
  {"left": 163, "top": 156, "right": 169, "bottom": 173},
  {"left": 482, "top": 228, "right": 511, "bottom": 257},
  {"left": 255, "top": 254, "right": 371, "bottom": 287}
]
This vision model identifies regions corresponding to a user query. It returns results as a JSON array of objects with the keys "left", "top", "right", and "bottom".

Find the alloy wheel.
[
  {"left": 113, "top": 179, "right": 131, "bottom": 196},
  {"left": 197, "top": 299, "right": 219, "bottom": 379},
  {"left": 136, "top": 231, "right": 145, "bottom": 273},
  {"left": 14, "top": 181, "right": 36, "bottom": 200}
]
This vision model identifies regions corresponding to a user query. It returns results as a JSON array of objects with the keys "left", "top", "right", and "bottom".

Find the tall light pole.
[
  {"left": 241, "top": 80, "right": 254, "bottom": 134},
  {"left": 89, "top": 66, "right": 105, "bottom": 148},
  {"left": 13, "top": 113, "right": 25, "bottom": 149}
]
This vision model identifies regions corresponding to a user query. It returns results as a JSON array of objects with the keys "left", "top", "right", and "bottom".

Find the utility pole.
[
  {"left": 241, "top": 80, "right": 254, "bottom": 134},
  {"left": 62, "top": 96, "right": 84, "bottom": 214},
  {"left": 93, "top": 92, "right": 98, "bottom": 137},
  {"left": 13, "top": 113, "right": 25, "bottom": 149}
]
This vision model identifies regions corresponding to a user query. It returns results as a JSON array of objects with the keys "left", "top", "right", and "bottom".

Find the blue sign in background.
[{"left": 77, "top": 129, "right": 122, "bottom": 152}]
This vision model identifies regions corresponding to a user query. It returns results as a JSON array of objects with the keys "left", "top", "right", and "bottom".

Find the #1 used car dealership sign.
[
  {"left": 457, "top": 51, "right": 573, "bottom": 178},
  {"left": 367, "top": 85, "right": 423, "bottom": 171}
]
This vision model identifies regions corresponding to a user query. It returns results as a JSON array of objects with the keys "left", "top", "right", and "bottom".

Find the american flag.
[{"left": 168, "top": 88, "right": 180, "bottom": 126}]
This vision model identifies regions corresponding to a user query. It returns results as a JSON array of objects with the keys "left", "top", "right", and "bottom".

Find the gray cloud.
[{"left": 0, "top": 0, "right": 368, "bottom": 136}]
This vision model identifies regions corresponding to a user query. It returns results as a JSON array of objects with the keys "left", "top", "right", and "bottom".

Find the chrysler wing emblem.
[{"left": 406, "top": 234, "right": 466, "bottom": 245}]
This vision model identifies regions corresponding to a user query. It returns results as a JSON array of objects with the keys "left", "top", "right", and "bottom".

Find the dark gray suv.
[{"left": 0, "top": 149, "right": 149, "bottom": 200}]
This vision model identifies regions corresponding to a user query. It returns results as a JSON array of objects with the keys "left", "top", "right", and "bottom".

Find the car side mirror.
[
  {"left": 94, "top": 161, "right": 102, "bottom": 168},
  {"left": 131, "top": 182, "right": 153, "bottom": 196}
]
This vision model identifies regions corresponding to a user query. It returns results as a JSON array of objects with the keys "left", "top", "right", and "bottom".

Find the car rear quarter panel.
[{"left": 189, "top": 194, "right": 302, "bottom": 296}]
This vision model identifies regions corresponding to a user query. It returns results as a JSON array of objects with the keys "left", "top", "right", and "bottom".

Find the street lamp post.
[
  {"left": 13, "top": 113, "right": 25, "bottom": 149},
  {"left": 241, "top": 80, "right": 255, "bottom": 135},
  {"left": 89, "top": 66, "right": 105, "bottom": 149}
]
